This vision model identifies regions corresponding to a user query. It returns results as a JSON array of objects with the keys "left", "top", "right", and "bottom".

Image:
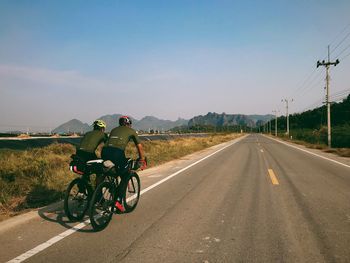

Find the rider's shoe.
[{"left": 115, "top": 200, "right": 125, "bottom": 213}]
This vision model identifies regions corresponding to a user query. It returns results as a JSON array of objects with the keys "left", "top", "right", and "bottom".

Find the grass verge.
[
  {"left": 0, "top": 133, "right": 242, "bottom": 222},
  {"left": 271, "top": 135, "right": 350, "bottom": 157}
]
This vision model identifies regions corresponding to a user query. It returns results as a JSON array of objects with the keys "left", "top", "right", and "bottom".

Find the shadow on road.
[{"left": 37, "top": 202, "right": 94, "bottom": 233}]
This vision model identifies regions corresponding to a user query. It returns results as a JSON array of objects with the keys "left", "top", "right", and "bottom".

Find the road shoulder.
[{"left": 263, "top": 134, "right": 350, "bottom": 168}]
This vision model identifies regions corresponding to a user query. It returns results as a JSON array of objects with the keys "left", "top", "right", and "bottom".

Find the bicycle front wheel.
[
  {"left": 123, "top": 172, "right": 141, "bottom": 213},
  {"left": 64, "top": 178, "right": 92, "bottom": 221},
  {"left": 89, "top": 181, "right": 115, "bottom": 231}
]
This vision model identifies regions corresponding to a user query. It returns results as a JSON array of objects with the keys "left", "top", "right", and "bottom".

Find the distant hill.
[
  {"left": 53, "top": 115, "right": 189, "bottom": 133},
  {"left": 135, "top": 116, "right": 188, "bottom": 131},
  {"left": 52, "top": 119, "right": 90, "bottom": 134},
  {"left": 248, "top": 114, "right": 274, "bottom": 124},
  {"left": 188, "top": 112, "right": 273, "bottom": 128}
]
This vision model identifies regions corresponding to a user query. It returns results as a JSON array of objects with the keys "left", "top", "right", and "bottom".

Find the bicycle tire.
[
  {"left": 123, "top": 172, "right": 141, "bottom": 213},
  {"left": 89, "top": 181, "right": 115, "bottom": 231},
  {"left": 64, "top": 178, "right": 92, "bottom": 221}
]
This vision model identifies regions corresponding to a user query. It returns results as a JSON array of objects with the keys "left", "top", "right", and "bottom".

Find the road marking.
[
  {"left": 265, "top": 135, "right": 350, "bottom": 169},
  {"left": 7, "top": 221, "right": 90, "bottom": 263},
  {"left": 268, "top": 169, "right": 279, "bottom": 185},
  {"left": 148, "top": 174, "right": 164, "bottom": 178},
  {"left": 7, "top": 135, "right": 247, "bottom": 263},
  {"left": 139, "top": 135, "right": 246, "bottom": 196}
]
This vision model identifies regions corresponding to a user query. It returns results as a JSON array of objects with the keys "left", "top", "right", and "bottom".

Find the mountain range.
[
  {"left": 52, "top": 114, "right": 188, "bottom": 133},
  {"left": 52, "top": 113, "right": 272, "bottom": 133},
  {"left": 187, "top": 112, "right": 273, "bottom": 128}
]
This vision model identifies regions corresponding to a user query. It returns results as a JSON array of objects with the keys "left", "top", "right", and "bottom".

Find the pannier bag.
[{"left": 69, "top": 154, "right": 86, "bottom": 175}]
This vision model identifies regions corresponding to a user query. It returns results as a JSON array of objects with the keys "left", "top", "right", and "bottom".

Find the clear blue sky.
[{"left": 1, "top": 0, "right": 350, "bottom": 131}]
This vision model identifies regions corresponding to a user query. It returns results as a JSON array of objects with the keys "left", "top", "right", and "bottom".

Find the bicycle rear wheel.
[
  {"left": 64, "top": 178, "right": 92, "bottom": 221},
  {"left": 89, "top": 181, "right": 115, "bottom": 231},
  {"left": 123, "top": 172, "right": 141, "bottom": 213}
]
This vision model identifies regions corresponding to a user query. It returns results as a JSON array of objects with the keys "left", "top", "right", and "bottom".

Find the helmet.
[
  {"left": 93, "top": 119, "right": 106, "bottom": 129},
  {"left": 119, "top": 115, "right": 132, "bottom": 126}
]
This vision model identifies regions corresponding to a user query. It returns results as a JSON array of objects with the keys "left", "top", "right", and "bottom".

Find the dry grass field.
[{"left": 0, "top": 133, "right": 242, "bottom": 221}]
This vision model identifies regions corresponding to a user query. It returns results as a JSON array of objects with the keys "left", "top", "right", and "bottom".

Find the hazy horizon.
[
  {"left": 0, "top": 112, "right": 277, "bottom": 133},
  {"left": 1, "top": 1, "right": 350, "bottom": 132}
]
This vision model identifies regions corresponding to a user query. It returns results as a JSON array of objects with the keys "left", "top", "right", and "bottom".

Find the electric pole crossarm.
[{"left": 317, "top": 59, "right": 340, "bottom": 67}]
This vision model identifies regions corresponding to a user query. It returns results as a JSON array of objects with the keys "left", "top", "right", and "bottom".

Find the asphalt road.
[{"left": 1, "top": 134, "right": 350, "bottom": 262}]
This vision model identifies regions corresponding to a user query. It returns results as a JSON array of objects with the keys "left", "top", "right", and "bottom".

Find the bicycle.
[
  {"left": 63, "top": 155, "right": 104, "bottom": 221},
  {"left": 88, "top": 158, "right": 142, "bottom": 231}
]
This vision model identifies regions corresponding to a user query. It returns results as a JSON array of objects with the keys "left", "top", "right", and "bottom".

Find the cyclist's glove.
[{"left": 138, "top": 158, "right": 147, "bottom": 170}]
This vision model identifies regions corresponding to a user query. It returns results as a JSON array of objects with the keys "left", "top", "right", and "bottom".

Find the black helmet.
[{"left": 119, "top": 115, "right": 132, "bottom": 126}]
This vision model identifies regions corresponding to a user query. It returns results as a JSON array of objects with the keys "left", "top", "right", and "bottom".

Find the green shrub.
[{"left": 332, "top": 124, "right": 350, "bottom": 148}]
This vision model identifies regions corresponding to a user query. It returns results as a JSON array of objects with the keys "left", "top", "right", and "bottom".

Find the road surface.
[{"left": 1, "top": 134, "right": 349, "bottom": 262}]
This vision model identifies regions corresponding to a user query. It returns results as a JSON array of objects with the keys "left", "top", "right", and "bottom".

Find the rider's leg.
[{"left": 101, "top": 147, "right": 128, "bottom": 211}]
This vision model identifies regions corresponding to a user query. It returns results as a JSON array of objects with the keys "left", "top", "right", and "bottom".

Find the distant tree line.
[
  {"left": 262, "top": 95, "right": 350, "bottom": 147},
  {"left": 171, "top": 124, "right": 250, "bottom": 133}
]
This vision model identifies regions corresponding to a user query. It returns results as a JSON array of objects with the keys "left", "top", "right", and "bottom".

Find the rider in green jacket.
[
  {"left": 102, "top": 116, "right": 146, "bottom": 212},
  {"left": 76, "top": 119, "right": 107, "bottom": 162}
]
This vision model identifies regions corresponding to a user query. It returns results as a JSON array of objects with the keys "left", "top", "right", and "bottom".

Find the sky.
[{"left": 1, "top": 0, "right": 350, "bottom": 132}]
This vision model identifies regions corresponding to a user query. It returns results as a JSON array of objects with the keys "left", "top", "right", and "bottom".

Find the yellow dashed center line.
[{"left": 268, "top": 169, "right": 279, "bottom": 185}]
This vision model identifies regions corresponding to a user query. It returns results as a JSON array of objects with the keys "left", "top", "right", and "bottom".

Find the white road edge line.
[
  {"left": 7, "top": 135, "right": 247, "bottom": 263},
  {"left": 264, "top": 135, "right": 350, "bottom": 169}
]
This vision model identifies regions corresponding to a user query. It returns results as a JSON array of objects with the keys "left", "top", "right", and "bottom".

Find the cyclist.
[
  {"left": 74, "top": 119, "right": 108, "bottom": 190},
  {"left": 101, "top": 115, "right": 146, "bottom": 212},
  {"left": 76, "top": 119, "right": 108, "bottom": 162}
]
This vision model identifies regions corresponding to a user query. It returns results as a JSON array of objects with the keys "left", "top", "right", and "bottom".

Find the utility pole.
[
  {"left": 281, "top": 98, "right": 293, "bottom": 136},
  {"left": 317, "top": 45, "right": 340, "bottom": 148},
  {"left": 272, "top": 110, "right": 279, "bottom": 136}
]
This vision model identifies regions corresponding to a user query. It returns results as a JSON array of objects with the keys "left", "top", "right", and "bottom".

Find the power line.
[
  {"left": 330, "top": 30, "right": 350, "bottom": 55},
  {"left": 330, "top": 89, "right": 350, "bottom": 101},
  {"left": 334, "top": 42, "right": 350, "bottom": 59},
  {"left": 295, "top": 73, "right": 324, "bottom": 99},
  {"left": 290, "top": 68, "right": 318, "bottom": 96},
  {"left": 290, "top": 54, "right": 328, "bottom": 100},
  {"left": 290, "top": 22, "right": 350, "bottom": 99},
  {"left": 301, "top": 97, "right": 325, "bottom": 112},
  {"left": 329, "top": 21, "right": 350, "bottom": 48},
  {"left": 301, "top": 90, "right": 349, "bottom": 110},
  {"left": 339, "top": 50, "right": 350, "bottom": 61},
  {"left": 332, "top": 88, "right": 350, "bottom": 96}
]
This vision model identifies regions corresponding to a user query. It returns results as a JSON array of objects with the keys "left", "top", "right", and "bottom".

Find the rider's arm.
[
  {"left": 95, "top": 133, "right": 107, "bottom": 158},
  {"left": 136, "top": 143, "right": 145, "bottom": 160},
  {"left": 136, "top": 143, "right": 147, "bottom": 170},
  {"left": 131, "top": 130, "right": 144, "bottom": 160},
  {"left": 132, "top": 132, "right": 147, "bottom": 169}
]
